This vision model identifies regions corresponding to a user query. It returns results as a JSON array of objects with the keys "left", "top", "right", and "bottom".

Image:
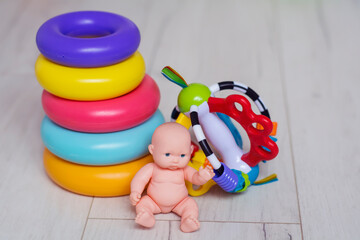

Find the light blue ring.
[{"left": 41, "top": 110, "right": 164, "bottom": 165}]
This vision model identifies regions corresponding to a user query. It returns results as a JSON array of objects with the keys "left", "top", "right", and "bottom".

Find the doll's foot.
[
  {"left": 135, "top": 209, "right": 155, "bottom": 228},
  {"left": 180, "top": 216, "right": 200, "bottom": 233}
]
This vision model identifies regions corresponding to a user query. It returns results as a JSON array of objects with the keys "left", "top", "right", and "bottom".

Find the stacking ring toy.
[
  {"left": 35, "top": 51, "right": 145, "bottom": 101},
  {"left": 44, "top": 148, "right": 153, "bottom": 197},
  {"left": 36, "top": 11, "right": 141, "bottom": 67},
  {"left": 42, "top": 74, "right": 160, "bottom": 133},
  {"left": 41, "top": 110, "right": 164, "bottom": 165}
]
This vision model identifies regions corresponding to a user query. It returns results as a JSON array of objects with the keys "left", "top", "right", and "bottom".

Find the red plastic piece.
[
  {"left": 42, "top": 74, "right": 160, "bottom": 133},
  {"left": 190, "top": 142, "right": 199, "bottom": 159},
  {"left": 208, "top": 95, "right": 279, "bottom": 167}
]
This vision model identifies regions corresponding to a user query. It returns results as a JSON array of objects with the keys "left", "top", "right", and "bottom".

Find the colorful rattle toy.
[{"left": 162, "top": 66, "right": 279, "bottom": 193}]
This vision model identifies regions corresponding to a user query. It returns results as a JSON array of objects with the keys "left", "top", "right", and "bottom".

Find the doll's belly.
[{"left": 147, "top": 182, "right": 188, "bottom": 210}]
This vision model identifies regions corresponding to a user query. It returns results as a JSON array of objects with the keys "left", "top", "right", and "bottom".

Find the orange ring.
[{"left": 43, "top": 148, "right": 153, "bottom": 197}]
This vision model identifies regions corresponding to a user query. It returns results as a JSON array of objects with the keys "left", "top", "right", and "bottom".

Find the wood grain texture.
[
  {"left": 0, "top": 74, "right": 93, "bottom": 239},
  {"left": 83, "top": 220, "right": 301, "bottom": 240},
  {"left": 82, "top": 219, "right": 170, "bottom": 240},
  {"left": 276, "top": 0, "right": 360, "bottom": 239},
  {"left": 170, "top": 222, "right": 301, "bottom": 240},
  {"left": 0, "top": 0, "right": 359, "bottom": 239}
]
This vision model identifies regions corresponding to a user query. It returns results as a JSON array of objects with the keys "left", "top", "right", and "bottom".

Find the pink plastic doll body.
[{"left": 130, "top": 122, "right": 214, "bottom": 232}]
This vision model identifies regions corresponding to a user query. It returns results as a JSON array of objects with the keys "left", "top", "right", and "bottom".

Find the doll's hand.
[
  {"left": 198, "top": 165, "right": 215, "bottom": 182},
  {"left": 129, "top": 192, "right": 141, "bottom": 206}
]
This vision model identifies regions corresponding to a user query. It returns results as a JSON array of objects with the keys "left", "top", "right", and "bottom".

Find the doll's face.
[{"left": 149, "top": 123, "right": 193, "bottom": 170}]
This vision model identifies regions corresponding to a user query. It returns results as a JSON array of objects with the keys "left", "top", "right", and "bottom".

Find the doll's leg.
[
  {"left": 135, "top": 195, "right": 161, "bottom": 228},
  {"left": 172, "top": 197, "right": 200, "bottom": 233}
]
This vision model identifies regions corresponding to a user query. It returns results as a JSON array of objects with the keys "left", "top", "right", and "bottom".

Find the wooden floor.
[{"left": 0, "top": 0, "right": 359, "bottom": 239}]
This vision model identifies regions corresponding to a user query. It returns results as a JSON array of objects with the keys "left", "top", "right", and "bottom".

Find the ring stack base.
[{"left": 43, "top": 148, "right": 153, "bottom": 197}]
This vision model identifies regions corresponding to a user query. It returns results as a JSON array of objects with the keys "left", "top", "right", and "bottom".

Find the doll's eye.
[
  {"left": 181, "top": 154, "right": 186, "bottom": 158},
  {"left": 165, "top": 153, "right": 170, "bottom": 157}
]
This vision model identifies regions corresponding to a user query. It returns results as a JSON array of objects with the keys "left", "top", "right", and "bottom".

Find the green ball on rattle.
[{"left": 178, "top": 83, "right": 211, "bottom": 113}]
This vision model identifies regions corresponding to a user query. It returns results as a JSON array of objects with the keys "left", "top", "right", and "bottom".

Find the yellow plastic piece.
[
  {"left": 175, "top": 113, "right": 191, "bottom": 129},
  {"left": 235, "top": 172, "right": 250, "bottom": 193},
  {"left": 175, "top": 113, "right": 216, "bottom": 196},
  {"left": 43, "top": 148, "right": 153, "bottom": 197},
  {"left": 35, "top": 51, "right": 145, "bottom": 101},
  {"left": 254, "top": 173, "right": 278, "bottom": 185},
  {"left": 186, "top": 150, "right": 217, "bottom": 197}
]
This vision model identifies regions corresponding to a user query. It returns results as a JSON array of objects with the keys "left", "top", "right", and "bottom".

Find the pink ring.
[{"left": 42, "top": 74, "right": 160, "bottom": 133}]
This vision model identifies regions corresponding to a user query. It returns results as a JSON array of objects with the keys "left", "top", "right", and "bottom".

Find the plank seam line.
[
  {"left": 87, "top": 217, "right": 300, "bottom": 225},
  {"left": 81, "top": 197, "right": 94, "bottom": 240},
  {"left": 272, "top": 1, "right": 304, "bottom": 239}
]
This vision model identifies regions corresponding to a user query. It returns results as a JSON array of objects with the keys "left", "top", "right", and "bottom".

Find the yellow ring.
[
  {"left": 35, "top": 51, "right": 146, "bottom": 101},
  {"left": 43, "top": 148, "right": 153, "bottom": 197}
]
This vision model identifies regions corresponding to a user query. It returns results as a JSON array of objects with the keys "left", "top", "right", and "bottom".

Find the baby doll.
[{"left": 130, "top": 122, "right": 215, "bottom": 233}]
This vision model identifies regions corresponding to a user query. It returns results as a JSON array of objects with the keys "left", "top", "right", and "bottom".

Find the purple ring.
[{"left": 36, "top": 11, "right": 141, "bottom": 68}]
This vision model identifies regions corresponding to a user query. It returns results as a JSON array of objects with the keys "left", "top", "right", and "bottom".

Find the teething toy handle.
[
  {"left": 208, "top": 95, "right": 279, "bottom": 167},
  {"left": 185, "top": 180, "right": 217, "bottom": 197}
]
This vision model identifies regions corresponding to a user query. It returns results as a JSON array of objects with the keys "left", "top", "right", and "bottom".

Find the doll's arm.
[
  {"left": 130, "top": 163, "right": 154, "bottom": 205},
  {"left": 184, "top": 165, "right": 215, "bottom": 186}
]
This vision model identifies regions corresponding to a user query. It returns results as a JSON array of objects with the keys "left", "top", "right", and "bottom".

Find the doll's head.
[{"left": 148, "top": 122, "right": 194, "bottom": 170}]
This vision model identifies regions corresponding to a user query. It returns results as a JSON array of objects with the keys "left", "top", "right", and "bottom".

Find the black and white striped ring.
[
  {"left": 209, "top": 81, "right": 270, "bottom": 119},
  {"left": 189, "top": 105, "right": 222, "bottom": 172},
  {"left": 170, "top": 105, "right": 181, "bottom": 122},
  {"left": 171, "top": 81, "right": 270, "bottom": 121}
]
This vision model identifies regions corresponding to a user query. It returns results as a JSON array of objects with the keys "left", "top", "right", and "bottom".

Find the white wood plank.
[
  {"left": 276, "top": 0, "right": 360, "bottom": 239},
  {"left": 0, "top": 0, "right": 26, "bottom": 34},
  {"left": 90, "top": 196, "right": 179, "bottom": 221},
  {"left": 91, "top": 0, "right": 300, "bottom": 224},
  {"left": 83, "top": 219, "right": 169, "bottom": 240},
  {"left": 170, "top": 222, "right": 301, "bottom": 240},
  {"left": 0, "top": 73, "right": 93, "bottom": 239},
  {"left": 83, "top": 219, "right": 301, "bottom": 240},
  {"left": 265, "top": 223, "right": 302, "bottom": 240}
]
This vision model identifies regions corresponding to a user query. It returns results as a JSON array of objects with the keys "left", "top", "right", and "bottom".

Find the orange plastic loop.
[{"left": 256, "top": 122, "right": 277, "bottom": 136}]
